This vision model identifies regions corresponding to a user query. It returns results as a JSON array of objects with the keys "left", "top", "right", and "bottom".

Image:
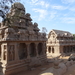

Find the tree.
[
  {"left": 73, "top": 34, "right": 75, "bottom": 40},
  {"left": 0, "top": 0, "right": 20, "bottom": 21},
  {"left": 42, "top": 27, "right": 47, "bottom": 33}
]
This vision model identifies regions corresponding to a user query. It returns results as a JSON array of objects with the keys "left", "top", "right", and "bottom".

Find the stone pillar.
[
  {"left": 35, "top": 43, "right": 38, "bottom": 57},
  {"left": 1, "top": 44, "right": 4, "bottom": 61},
  {"left": 15, "top": 43, "right": 19, "bottom": 61},
  {"left": 1, "top": 44, "right": 7, "bottom": 63},
  {"left": 26, "top": 43, "right": 30, "bottom": 59},
  {"left": 47, "top": 46, "right": 49, "bottom": 53},
  {"left": 60, "top": 46, "right": 63, "bottom": 53}
]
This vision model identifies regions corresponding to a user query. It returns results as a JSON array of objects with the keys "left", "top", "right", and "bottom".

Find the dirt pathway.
[
  {"left": 15, "top": 62, "right": 54, "bottom": 75},
  {"left": 64, "top": 64, "right": 75, "bottom": 75}
]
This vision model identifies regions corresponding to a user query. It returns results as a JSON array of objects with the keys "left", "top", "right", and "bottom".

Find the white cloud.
[
  {"left": 61, "top": 0, "right": 75, "bottom": 4},
  {"left": 49, "top": 11, "right": 57, "bottom": 20},
  {"left": 61, "top": 17, "right": 75, "bottom": 24},
  {"left": 35, "top": 1, "right": 50, "bottom": 8},
  {"left": 33, "top": 8, "right": 48, "bottom": 21},
  {"left": 30, "top": 0, "right": 50, "bottom": 8},
  {"left": 69, "top": 7, "right": 75, "bottom": 11},
  {"left": 51, "top": 5, "right": 67, "bottom": 10},
  {"left": 31, "top": 0, "right": 39, "bottom": 3}
]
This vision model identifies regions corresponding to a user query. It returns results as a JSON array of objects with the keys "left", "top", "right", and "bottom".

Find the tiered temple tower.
[{"left": 0, "top": 2, "right": 47, "bottom": 75}]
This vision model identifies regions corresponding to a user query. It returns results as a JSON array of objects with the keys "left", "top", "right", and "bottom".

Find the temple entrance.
[
  {"left": 19, "top": 43, "right": 27, "bottom": 59},
  {"left": 38, "top": 43, "right": 43, "bottom": 55},
  {"left": 52, "top": 47, "right": 54, "bottom": 53},
  {"left": 63, "top": 46, "right": 66, "bottom": 53},
  {"left": 48, "top": 46, "right": 51, "bottom": 53},
  {"left": 30, "top": 43, "right": 36, "bottom": 57}
]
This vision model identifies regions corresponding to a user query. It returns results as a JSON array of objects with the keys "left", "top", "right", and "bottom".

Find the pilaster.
[{"left": 35, "top": 43, "right": 38, "bottom": 57}]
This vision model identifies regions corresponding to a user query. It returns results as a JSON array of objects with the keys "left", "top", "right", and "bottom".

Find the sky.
[
  {"left": 19, "top": 0, "right": 75, "bottom": 34},
  {"left": 1, "top": 0, "right": 75, "bottom": 34}
]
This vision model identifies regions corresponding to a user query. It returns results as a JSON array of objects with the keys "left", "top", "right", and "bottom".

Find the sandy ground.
[
  {"left": 9, "top": 56, "right": 75, "bottom": 75},
  {"left": 64, "top": 64, "right": 75, "bottom": 75},
  {"left": 15, "top": 62, "right": 54, "bottom": 75}
]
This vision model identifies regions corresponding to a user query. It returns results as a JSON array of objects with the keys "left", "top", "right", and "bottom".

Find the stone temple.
[
  {"left": 0, "top": 2, "right": 47, "bottom": 75},
  {"left": 47, "top": 29, "right": 75, "bottom": 57}
]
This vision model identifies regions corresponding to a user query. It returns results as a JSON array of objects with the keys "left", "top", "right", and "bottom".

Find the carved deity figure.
[
  {"left": 3, "top": 45, "right": 7, "bottom": 60},
  {"left": 9, "top": 45, "right": 15, "bottom": 61}
]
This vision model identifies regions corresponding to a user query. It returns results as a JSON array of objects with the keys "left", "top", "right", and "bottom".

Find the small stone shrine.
[
  {"left": 47, "top": 29, "right": 75, "bottom": 57},
  {"left": 0, "top": 2, "right": 47, "bottom": 75}
]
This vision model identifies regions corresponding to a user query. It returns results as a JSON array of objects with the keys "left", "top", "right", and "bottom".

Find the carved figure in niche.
[
  {"left": 3, "top": 45, "right": 7, "bottom": 60},
  {"left": 9, "top": 45, "right": 15, "bottom": 61},
  {"left": 4, "top": 51, "right": 7, "bottom": 60}
]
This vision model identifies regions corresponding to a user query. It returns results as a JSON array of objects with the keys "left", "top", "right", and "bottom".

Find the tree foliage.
[
  {"left": 0, "top": 0, "right": 20, "bottom": 20},
  {"left": 42, "top": 27, "right": 47, "bottom": 33},
  {"left": 73, "top": 34, "right": 75, "bottom": 40}
]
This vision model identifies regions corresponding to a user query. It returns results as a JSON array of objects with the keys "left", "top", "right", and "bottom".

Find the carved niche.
[
  {"left": 3, "top": 45, "right": 7, "bottom": 60},
  {"left": 9, "top": 45, "right": 15, "bottom": 61}
]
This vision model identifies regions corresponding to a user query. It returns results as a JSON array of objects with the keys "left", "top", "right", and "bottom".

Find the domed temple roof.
[{"left": 11, "top": 2, "right": 25, "bottom": 11}]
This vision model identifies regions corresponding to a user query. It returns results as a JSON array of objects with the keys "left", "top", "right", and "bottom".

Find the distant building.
[
  {"left": 0, "top": 2, "right": 47, "bottom": 75},
  {"left": 47, "top": 29, "right": 75, "bottom": 57}
]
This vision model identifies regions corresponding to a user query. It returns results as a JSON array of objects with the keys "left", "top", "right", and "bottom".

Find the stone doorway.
[
  {"left": 52, "top": 47, "right": 54, "bottom": 53},
  {"left": 48, "top": 46, "right": 51, "bottom": 53},
  {"left": 63, "top": 46, "right": 66, "bottom": 53},
  {"left": 30, "top": 43, "right": 36, "bottom": 57},
  {"left": 38, "top": 43, "right": 43, "bottom": 55},
  {"left": 19, "top": 43, "right": 27, "bottom": 60}
]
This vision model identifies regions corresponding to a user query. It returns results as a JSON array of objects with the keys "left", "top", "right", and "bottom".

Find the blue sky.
[
  {"left": 19, "top": 0, "right": 75, "bottom": 34},
  {"left": 1, "top": 0, "right": 75, "bottom": 34}
]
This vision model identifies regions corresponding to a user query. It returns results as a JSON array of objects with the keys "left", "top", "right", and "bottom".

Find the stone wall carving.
[
  {"left": 9, "top": 45, "right": 15, "bottom": 61},
  {"left": 3, "top": 45, "right": 7, "bottom": 60}
]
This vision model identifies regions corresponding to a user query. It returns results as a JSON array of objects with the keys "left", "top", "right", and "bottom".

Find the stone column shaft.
[
  {"left": 43, "top": 43, "right": 46, "bottom": 55},
  {"left": 26, "top": 43, "right": 30, "bottom": 59},
  {"left": 15, "top": 43, "right": 19, "bottom": 61},
  {"left": 47, "top": 46, "right": 49, "bottom": 53},
  {"left": 35, "top": 43, "right": 38, "bottom": 57}
]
